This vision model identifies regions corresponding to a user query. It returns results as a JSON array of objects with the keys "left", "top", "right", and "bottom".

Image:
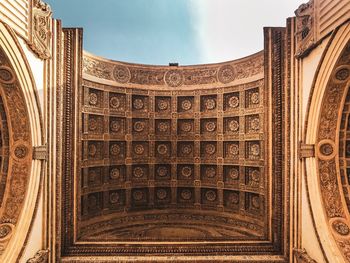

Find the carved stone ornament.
[
  {"left": 0, "top": 46, "right": 32, "bottom": 257},
  {"left": 317, "top": 41, "right": 350, "bottom": 261},
  {"left": 109, "top": 97, "right": 121, "bottom": 109},
  {"left": 133, "top": 190, "right": 144, "bottom": 201},
  {"left": 134, "top": 144, "right": 145, "bottom": 155},
  {"left": 113, "top": 65, "right": 131, "bottom": 83},
  {"left": 157, "top": 121, "right": 170, "bottom": 133},
  {"left": 228, "top": 96, "right": 239, "bottom": 108},
  {"left": 156, "top": 166, "right": 168, "bottom": 177},
  {"left": 110, "top": 168, "right": 120, "bottom": 179},
  {"left": 294, "top": 0, "right": 315, "bottom": 58},
  {"left": 165, "top": 70, "right": 184, "bottom": 87},
  {"left": 109, "top": 192, "right": 120, "bottom": 204},
  {"left": 228, "top": 119, "right": 239, "bottom": 132},
  {"left": 110, "top": 120, "right": 121, "bottom": 132},
  {"left": 180, "top": 189, "right": 192, "bottom": 200},
  {"left": 205, "top": 167, "right": 216, "bottom": 178},
  {"left": 157, "top": 99, "right": 169, "bottom": 111},
  {"left": 205, "top": 190, "right": 217, "bottom": 201},
  {"left": 228, "top": 192, "right": 239, "bottom": 204},
  {"left": 26, "top": 249, "right": 49, "bottom": 263},
  {"left": 181, "top": 166, "right": 192, "bottom": 178},
  {"left": 218, "top": 65, "right": 235, "bottom": 83},
  {"left": 229, "top": 167, "right": 239, "bottom": 179},
  {"left": 133, "top": 121, "right": 145, "bottom": 132},
  {"left": 0, "top": 66, "right": 15, "bottom": 84},
  {"left": 156, "top": 189, "right": 167, "bottom": 200},
  {"left": 181, "top": 99, "right": 192, "bottom": 111},
  {"left": 205, "top": 121, "right": 216, "bottom": 132},
  {"left": 293, "top": 248, "right": 317, "bottom": 263},
  {"left": 204, "top": 98, "right": 216, "bottom": 110},
  {"left": 133, "top": 167, "right": 144, "bottom": 178},
  {"left": 28, "top": 0, "right": 52, "bottom": 59}
]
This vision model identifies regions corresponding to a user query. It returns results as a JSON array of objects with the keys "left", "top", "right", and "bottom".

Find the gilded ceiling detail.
[
  {"left": 78, "top": 77, "right": 266, "bottom": 241},
  {"left": 59, "top": 28, "right": 287, "bottom": 258}
]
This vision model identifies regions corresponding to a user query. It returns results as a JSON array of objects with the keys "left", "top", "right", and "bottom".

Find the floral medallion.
[
  {"left": 133, "top": 167, "right": 144, "bottom": 178},
  {"left": 110, "top": 168, "right": 120, "bottom": 179},
  {"left": 181, "top": 99, "right": 192, "bottom": 111},
  {"left": 133, "top": 121, "right": 145, "bottom": 132},
  {"left": 133, "top": 98, "right": 144, "bottom": 110},
  {"left": 228, "top": 96, "right": 239, "bottom": 108},
  {"left": 110, "top": 144, "right": 121, "bottom": 156},
  {"left": 156, "top": 189, "right": 167, "bottom": 200},
  {"left": 228, "top": 120, "right": 239, "bottom": 132},
  {"left": 205, "top": 167, "right": 216, "bottom": 178},
  {"left": 181, "top": 166, "right": 192, "bottom": 178},
  {"left": 109, "top": 192, "right": 120, "bottom": 204},
  {"left": 134, "top": 144, "right": 145, "bottom": 155},
  {"left": 205, "top": 190, "right": 217, "bottom": 201},
  {"left": 89, "top": 92, "right": 98, "bottom": 106},
  {"left": 180, "top": 189, "right": 192, "bottom": 200},
  {"left": 110, "top": 96, "right": 121, "bottom": 109}
]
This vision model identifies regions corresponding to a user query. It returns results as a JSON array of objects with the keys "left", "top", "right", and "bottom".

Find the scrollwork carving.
[
  {"left": 294, "top": 0, "right": 315, "bottom": 58},
  {"left": 28, "top": 0, "right": 52, "bottom": 59}
]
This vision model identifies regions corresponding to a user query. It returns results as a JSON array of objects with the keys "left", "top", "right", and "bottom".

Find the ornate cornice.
[
  {"left": 82, "top": 51, "right": 264, "bottom": 88},
  {"left": 28, "top": 0, "right": 52, "bottom": 59}
]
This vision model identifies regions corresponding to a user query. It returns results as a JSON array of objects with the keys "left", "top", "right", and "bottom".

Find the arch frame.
[
  {"left": 0, "top": 21, "right": 44, "bottom": 262},
  {"left": 305, "top": 21, "right": 350, "bottom": 263}
]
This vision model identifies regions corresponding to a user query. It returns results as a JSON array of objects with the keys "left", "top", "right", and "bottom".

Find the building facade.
[{"left": 0, "top": 0, "right": 349, "bottom": 262}]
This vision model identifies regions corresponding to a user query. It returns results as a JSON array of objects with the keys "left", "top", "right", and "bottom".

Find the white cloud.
[{"left": 189, "top": 0, "right": 304, "bottom": 63}]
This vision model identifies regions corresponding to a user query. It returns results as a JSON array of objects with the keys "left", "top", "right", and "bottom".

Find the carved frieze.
[{"left": 83, "top": 52, "right": 264, "bottom": 87}]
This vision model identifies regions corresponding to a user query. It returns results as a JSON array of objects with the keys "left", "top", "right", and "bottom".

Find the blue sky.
[{"left": 46, "top": 0, "right": 303, "bottom": 65}]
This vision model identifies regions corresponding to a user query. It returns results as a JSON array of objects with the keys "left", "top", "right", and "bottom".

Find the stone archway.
[
  {"left": 306, "top": 23, "right": 350, "bottom": 262},
  {"left": 0, "top": 22, "right": 43, "bottom": 262}
]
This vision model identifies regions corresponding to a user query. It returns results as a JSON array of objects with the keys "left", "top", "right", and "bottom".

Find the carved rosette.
[
  {"left": 0, "top": 66, "right": 15, "bottom": 84},
  {"left": 218, "top": 65, "right": 235, "bottom": 83},
  {"left": 165, "top": 70, "right": 184, "bottom": 87},
  {"left": 28, "top": 0, "right": 52, "bottom": 59},
  {"left": 113, "top": 65, "right": 131, "bottom": 83}
]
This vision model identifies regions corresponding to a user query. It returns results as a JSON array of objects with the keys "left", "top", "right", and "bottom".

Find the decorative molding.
[
  {"left": 293, "top": 248, "right": 317, "bottom": 263},
  {"left": 294, "top": 0, "right": 316, "bottom": 58},
  {"left": 33, "top": 145, "right": 47, "bottom": 160},
  {"left": 298, "top": 142, "right": 315, "bottom": 159},
  {"left": 82, "top": 51, "right": 264, "bottom": 87},
  {"left": 28, "top": 0, "right": 52, "bottom": 59},
  {"left": 26, "top": 249, "right": 49, "bottom": 263}
]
